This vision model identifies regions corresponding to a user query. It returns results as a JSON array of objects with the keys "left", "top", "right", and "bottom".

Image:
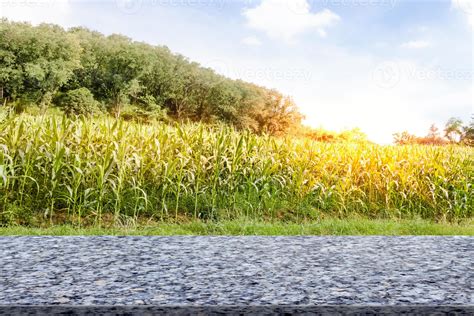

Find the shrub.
[
  {"left": 56, "top": 88, "right": 101, "bottom": 116},
  {"left": 120, "top": 96, "right": 168, "bottom": 123}
]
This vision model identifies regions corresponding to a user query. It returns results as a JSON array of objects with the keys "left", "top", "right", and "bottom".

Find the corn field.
[{"left": 0, "top": 113, "right": 473, "bottom": 226}]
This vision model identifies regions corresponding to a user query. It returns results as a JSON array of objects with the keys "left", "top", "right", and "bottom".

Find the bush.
[
  {"left": 56, "top": 88, "right": 101, "bottom": 116},
  {"left": 120, "top": 104, "right": 167, "bottom": 124},
  {"left": 120, "top": 96, "right": 168, "bottom": 123}
]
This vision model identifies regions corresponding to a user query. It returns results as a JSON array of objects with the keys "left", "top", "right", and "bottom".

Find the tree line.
[
  {"left": 2, "top": 19, "right": 472, "bottom": 145},
  {"left": 393, "top": 117, "right": 474, "bottom": 146},
  {"left": 0, "top": 19, "right": 303, "bottom": 135}
]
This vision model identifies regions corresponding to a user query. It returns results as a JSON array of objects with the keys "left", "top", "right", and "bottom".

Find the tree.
[
  {"left": 461, "top": 116, "right": 474, "bottom": 146},
  {"left": 393, "top": 131, "right": 417, "bottom": 145},
  {"left": 90, "top": 35, "right": 151, "bottom": 117},
  {"left": 0, "top": 20, "right": 305, "bottom": 135},
  {"left": 0, "top": 20, "right": 81, "bottom": 109},
  {"left": 444, "top": 117, "right": 464, "bottom": 143},
  {"left": 427, "top": 124, "right": 439, "bottom": 139},
  {"left": 255, "top": 89, "right": 303, "bottom": 135}
]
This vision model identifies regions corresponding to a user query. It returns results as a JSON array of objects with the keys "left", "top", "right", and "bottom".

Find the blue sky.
[{"left": 1, "top": 0, "right": 472, "bottom": 143}]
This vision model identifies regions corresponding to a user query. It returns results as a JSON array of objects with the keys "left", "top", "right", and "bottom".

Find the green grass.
[{"left": 1, "top": 219, "right": 473, "bottom": 236}]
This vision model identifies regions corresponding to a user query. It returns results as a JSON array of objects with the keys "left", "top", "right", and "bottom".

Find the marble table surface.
[{"left": 0, "top": 236, "right": 472, "bottom": 312}]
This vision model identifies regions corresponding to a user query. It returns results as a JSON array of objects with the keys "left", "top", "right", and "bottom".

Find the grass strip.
[{"left": 1, "top": 218, "right": 473, "bottom": 236}]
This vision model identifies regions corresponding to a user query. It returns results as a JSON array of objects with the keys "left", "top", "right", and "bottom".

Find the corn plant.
[{"left": 0, "top": 112, "right": 472, "bottom": 226}]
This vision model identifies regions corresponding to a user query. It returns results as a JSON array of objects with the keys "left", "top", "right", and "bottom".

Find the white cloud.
[
  {"left": 241, "top": 36, "right": 262, "bottom": 46},
  {"left": 0, "top": 0, "right": 73, "bottom": 27},
  {"left": 243, "top": 0, "right": 340, "bottom": 42},
  {"left": 452, "top": 0, "right": 474, "bottom": 26},
  {"left": 400, "top": 40, "right": 431, "bottom": 49}
]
